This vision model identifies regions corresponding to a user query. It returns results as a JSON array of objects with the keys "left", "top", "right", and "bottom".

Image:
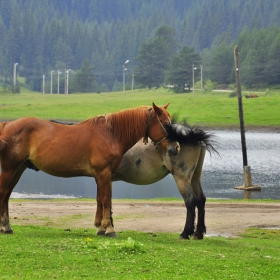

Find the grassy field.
[
  {"left": 1, "top": 88, "right": 279, "bottom": 127},
  {"left": 1, "top": 89, "right": 279, "bottom": 279},
  {"left": 0, "top": 225, "right": 279, "bottom": 279}
]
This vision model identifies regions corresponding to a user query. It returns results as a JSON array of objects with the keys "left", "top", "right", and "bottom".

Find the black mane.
[{"left": 165, "top": 122, "right": 218, "bottom": 155}]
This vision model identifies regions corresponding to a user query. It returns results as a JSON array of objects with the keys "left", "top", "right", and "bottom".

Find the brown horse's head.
[{"left": 146, "top": 103, "right": 180, "bottom": 156}]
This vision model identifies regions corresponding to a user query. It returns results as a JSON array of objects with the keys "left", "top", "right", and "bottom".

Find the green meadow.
[
  {"left": 0, "top": 90, "right": 280, "bottom": 279},
  {"left": 0, "top": 225, "right": 279, "bottom": 279},
  {"left": 1, "top": 88, "right": 279, "bottom": 127}
]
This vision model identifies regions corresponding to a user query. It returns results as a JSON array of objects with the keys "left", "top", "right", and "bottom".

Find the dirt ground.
[{"left": 8, "top": 200, "right": 280, "bottom": 237}]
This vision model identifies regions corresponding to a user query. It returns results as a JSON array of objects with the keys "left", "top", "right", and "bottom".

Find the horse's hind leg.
[{"left": 0, "top": 165, "right": 26, "bottom": 233}]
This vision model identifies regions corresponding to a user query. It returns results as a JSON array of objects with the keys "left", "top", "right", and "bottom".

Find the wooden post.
[{"left": 233, "top": 46, "right": 261, "bottom": 194}]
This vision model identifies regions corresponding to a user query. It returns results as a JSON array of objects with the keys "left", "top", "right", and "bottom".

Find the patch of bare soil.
[{"left": 9, "top": 201, "right": 280, "bottom": 237}]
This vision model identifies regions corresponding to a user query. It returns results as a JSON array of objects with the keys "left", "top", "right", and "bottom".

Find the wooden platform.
[{"left": 234, "top": 185, "right": 261, "bottom": 191}]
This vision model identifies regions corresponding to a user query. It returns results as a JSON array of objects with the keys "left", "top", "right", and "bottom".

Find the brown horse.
[{"left": 0, "top": 103, "right": 179, "bottom": 236}]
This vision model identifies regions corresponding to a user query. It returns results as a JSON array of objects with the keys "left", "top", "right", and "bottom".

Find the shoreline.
[
  {"left": 1, "top": 119, "right": 280, "bottom": 133},
  {"left": 9, "top": 200, "right": 280, "bottom": 237},
  {"left": 197, "top": 125, "right": 280, "bottom": 133}
]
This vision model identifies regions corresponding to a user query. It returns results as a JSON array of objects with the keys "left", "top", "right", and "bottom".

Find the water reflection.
[{"left": 11, "top": 130, "right": 280, "bottom": 200}]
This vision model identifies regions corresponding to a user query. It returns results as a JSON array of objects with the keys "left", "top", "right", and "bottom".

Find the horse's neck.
[{"left": 110, "top": 110, "right": 148, "bottom": 154}]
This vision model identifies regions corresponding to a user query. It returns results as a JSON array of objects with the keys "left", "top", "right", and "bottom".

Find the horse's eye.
[{"left": 163, "top": 123, "right": 171, "bottom": 129}]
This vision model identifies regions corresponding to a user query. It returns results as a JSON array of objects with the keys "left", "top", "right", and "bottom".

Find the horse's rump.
[
  {"left": 0, "top": 122, "right": 7, "bottom": 152},
  {"left": 0, "top": 138, "right": 6, "bottom": 152}
]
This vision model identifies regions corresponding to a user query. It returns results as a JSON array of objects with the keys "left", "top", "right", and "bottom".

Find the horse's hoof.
[
  {"left": 1, "top": 229, "right": 14, "bottom": 234},
  {"left": 178, "top": 235, "right": 189, "bottom": 240},
  {"left": 96, "top": 230, "right": 106, "bottom": 236},
  {"left": 105, "top": 232, "right": 118, "bottom": 238},
  {"left": 193, "top": 232, "right": 204, "bottom": 240}
]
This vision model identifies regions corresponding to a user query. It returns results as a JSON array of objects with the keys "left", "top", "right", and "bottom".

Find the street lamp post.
[
  {"left": 123, "top": 59, "right": 129, "bottom": 97},
  {"left": 132, "top": 73, "right": 134, "bottom": 93},
  {"left": 57, "top": 70, "right": 61, "bottom": 94},
  {"left": 200, "top": 65, "right": 203, "bottom": 90},
  {"left": 50, "top": 70, "right": 54, "bottom": 94},
  {"left": 192, "top": 64, "right": 197, "bottom": 97},
  {"left": 42, "top": 75, "right": 45, "bottom": 94},
  {"left": 13, "top": 63, "right": 18, "bottom": 90}
]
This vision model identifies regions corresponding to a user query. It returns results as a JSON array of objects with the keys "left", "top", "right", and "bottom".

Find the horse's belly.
[
  {"left": 40, "top": 167, "right": 93, "bottom": 178},
  {"left": 112, "top": 166, "right": 169, "bottom": 185},
  {"left": 31, "top": 158, "right": 95, "bottom": 178}
]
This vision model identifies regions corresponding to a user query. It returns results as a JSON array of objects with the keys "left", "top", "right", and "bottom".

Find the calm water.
[{"left": 11, "top": 130, "right": 280, "bottom": 200}]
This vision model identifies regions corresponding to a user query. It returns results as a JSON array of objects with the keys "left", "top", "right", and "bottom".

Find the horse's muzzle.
[{"left": 168, "top": 142, "right": 180, "bottom": 157}]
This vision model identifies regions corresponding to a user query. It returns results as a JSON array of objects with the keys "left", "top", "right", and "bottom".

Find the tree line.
[{"left": 1, "top": 0, "right": 280, "bottom": 93}]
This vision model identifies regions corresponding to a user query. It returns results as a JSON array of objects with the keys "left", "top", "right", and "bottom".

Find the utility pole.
[
  {"left": 192, "top": 64, "right": 197, "bottom": 97},
  {"left": 42, "top": 75, "right": 45, "bottom": 94},
  {"left": 123, "top": 60, "right": 129, "bottom": 97},
  {"left": 132, "top": 73, "right": 134, "bottom": 93},
  {"left": 64, "top": 69, "right": 67, "bottom": 95},
  {"left": 50, "top": 70, "right": 54, "bottom": 94},
  {"left": 233, "top": 45, "right": 261, "bottom": 195},
  {"left": 200, "top": 65, "right": 203, "bottom": 90},
  {"left": 13, "top": 63, "right": 18, "bottom": 90},
  {"left": 57, "top": 70, "right": 61, "bottom": 94},
  {"left": 65, "top": 69, "right": 71, "bottom": 95}
]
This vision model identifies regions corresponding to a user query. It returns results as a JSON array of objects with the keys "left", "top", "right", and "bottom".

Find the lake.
[{"left": 11, "top": 130, "right": 280, "bottom": 200}]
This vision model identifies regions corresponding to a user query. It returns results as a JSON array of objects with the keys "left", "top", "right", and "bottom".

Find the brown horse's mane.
[
  {"left": 0, "top": 122, "right": 7, "bottom": 132},
  {"left": 81, "top": 106, "right": 153, "bottom": 142}
]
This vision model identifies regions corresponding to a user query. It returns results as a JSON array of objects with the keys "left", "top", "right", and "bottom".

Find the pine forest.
[{"left": 1, "top": 0, "right": 280, "bottom": 93}]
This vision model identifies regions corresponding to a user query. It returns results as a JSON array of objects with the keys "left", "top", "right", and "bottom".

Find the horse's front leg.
[
  {"left": 95, "top": 170, "right": 116, "bottom": 237},
  {"left": 180, "top": 198, "right": 196, "bottom": 239},
  {"left": 94, "top": 178, "right": 106, "bottom": 235},
  {"left": 172, "top": 177, "right": 196, "bottom": 239},
  {"left": 193, "top": 191, "right": 206, "bottom": 240},
  {"left": 192, "top": 145, "right": 207, "bottom": 240}
]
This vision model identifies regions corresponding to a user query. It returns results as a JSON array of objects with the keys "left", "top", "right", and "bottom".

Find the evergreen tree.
[
  {"left": 135, "top": 25, "right": 177, "bottom": 88},
  {"left": 208, "top": 43, "right": 234, "bottom": 85},
  {"left": 72, "top": 59, "right": 95, "bottom": 92},
  {"left": 166, "top": 45, "right": 200, "bottom": 93}
]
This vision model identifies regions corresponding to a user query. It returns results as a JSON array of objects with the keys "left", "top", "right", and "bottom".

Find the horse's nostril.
[{"left": 168, "top": 149, "right": 173, "bottom": 157}]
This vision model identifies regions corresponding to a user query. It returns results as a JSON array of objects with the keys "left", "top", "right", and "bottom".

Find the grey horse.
[{"left": 112, "top": 124, "right": 217, "bottom": 239}]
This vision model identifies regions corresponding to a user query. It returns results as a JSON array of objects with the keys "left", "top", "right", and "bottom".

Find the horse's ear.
[
  {"left": 164, "top": 103, "right": 170, "bottom": 109},
  {"left": 152, "top": 102, "right": 163, "bottom": 116}
]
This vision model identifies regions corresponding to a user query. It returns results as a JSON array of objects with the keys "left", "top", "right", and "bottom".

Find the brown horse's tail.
[{"left": 0, "top": 122, "right": 7, "bottom": 152}]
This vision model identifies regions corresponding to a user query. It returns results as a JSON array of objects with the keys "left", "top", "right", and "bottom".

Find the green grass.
[
  {"left": 0, "top": 88, "right": 279, "bottom": 127},
  {"left": 0, "top": 226, "right": 279, "bottom": 279},
  {"left": 1, "top": 90, "right": 279, "bottom": 278}
]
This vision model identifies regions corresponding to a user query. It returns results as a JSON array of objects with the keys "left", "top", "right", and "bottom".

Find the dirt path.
[{"left": 9, "top": 200, "right": 280, "bottom": 237}]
